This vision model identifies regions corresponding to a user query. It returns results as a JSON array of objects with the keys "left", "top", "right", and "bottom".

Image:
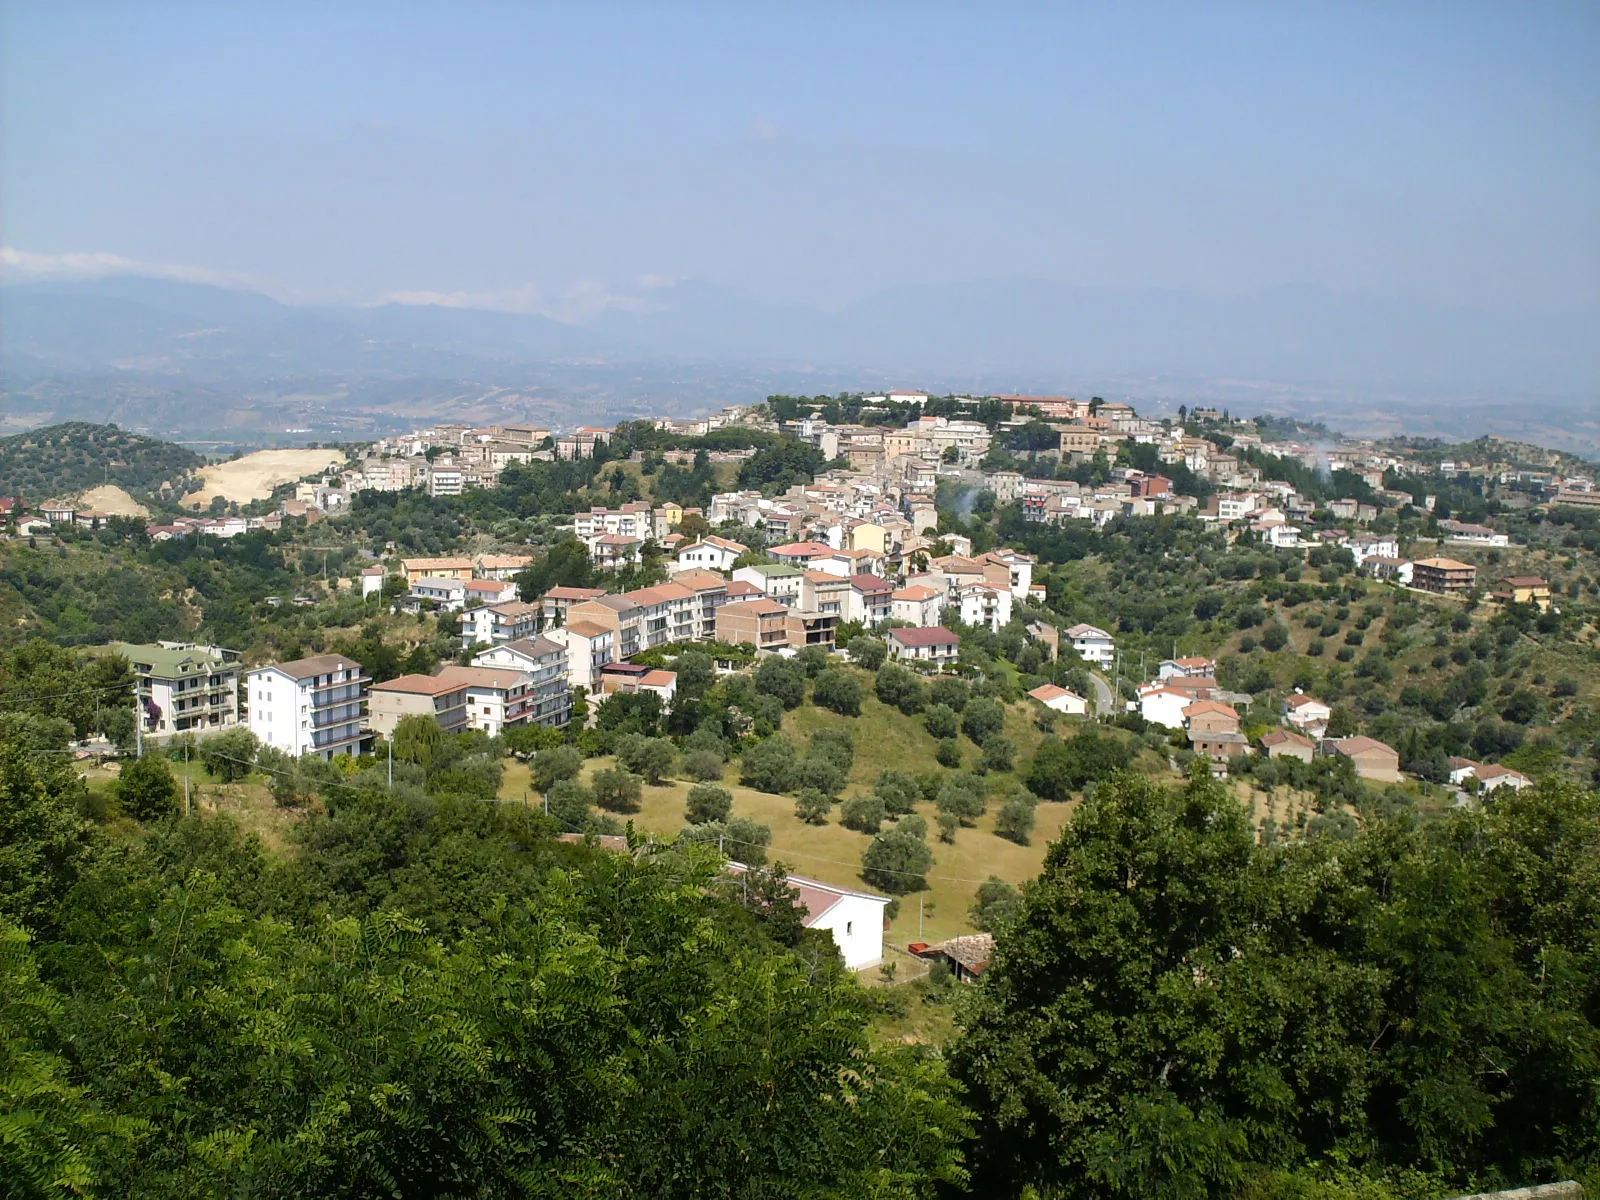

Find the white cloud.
[
  {"left": 0, "top": 245, "right": 251, "bottom": 287},
  {"left": 375, "top": 278, "right": 659, "bottom": 323}
]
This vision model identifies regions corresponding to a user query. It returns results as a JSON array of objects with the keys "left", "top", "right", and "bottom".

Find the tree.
[
  {"left": 1025, "top": 729, "right": 1131, "bottom": 801},
  {"left": 793, "top": 788, "right": 833, "bottom": 825},
  {"left": 794, "top": 646, "right": 830, "bottom": 678},
  {"left": 874, "top": 664, "right": 926, "bottom": 715},
  {"left": 755, "top": 656, "right": 807, "bottom": 710},
  {"left": 935, "top": 777, "right": 987, "bottom": 826},
  {"left": 741, "top": 737, "right": 800, "bottom": 793},
  {"left": 618, "top": 736, "right": 675, "bottom": 785},
  {"left": 848, "top": 636, "right": 886, "bottom": 670},
  {"left": 592, "top": 766, "right": 642, "bottom": 813},
  {"left": 930, "top": 675, "right": 970, "bottom": 712},
  {"left": 531, "top": 745, "right": 584, "bottom": 792},
  {"left": 840, "top": 794, "right": 888, "bottom": 834},
  {"left": 0, "top": 720, "right": 89, "bottom": 933},
  {"left": 117, "top": 753, "right": 178, "bottom": 820},
  {"left": 673, "top": 650, "right": 715, "bottom": 698},
  {"left": 861, "top": 825, "right": 934, "bottom": 894},
  {"left": 685, "top": 782, "right": 733, "bottom": 825},
  {"left": 969, "top": 876, "right": 1021, "bottom": 931},
  {"left": 799, "top": 756, "right": 847, "bottom": 797},
  {"left": 924, "top": 703, "right": 959, "bottom": 740},
  {"left": 811, "top": 669, "right": 862, "bottom": 717},
  {"left": 961, "top": 697, "right": 1006, "bottom": 747},
  {"left": 993, "top": 793, "right": 1035, "bottom": 845},
  {"left": 935, "top": 738, "right": 963, "bottom": 768},
  {"left": 981, "top": 735, "right": 1017, "bottom": 774},
  {"left": 544, "top": 778, "right": 597, "bottom": 829},
  {"left": 199, "top": 726, "right": 259, "bottom": 782},
  {"left": 807, "top": 728, "right": 855, "bottom": 774},
  {"left": 681, "top": 748, "right": 724, "bottom": 782},
  {"left": 1325, "top": 704, "right": 1360, "bottom": 738},
  {"left": 874, "top": 770, "right": 921, "bottom": 816},
  {"left": 682, "top": 817, "right": 774, "bottom": 866}
]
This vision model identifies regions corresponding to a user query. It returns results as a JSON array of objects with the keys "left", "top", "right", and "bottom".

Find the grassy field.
[
  {"left": 503, "top": 687, "right": 1097, "bottom": 946},
  {"left": 183, "top": 448, "right": 346, "bottom": 509}
]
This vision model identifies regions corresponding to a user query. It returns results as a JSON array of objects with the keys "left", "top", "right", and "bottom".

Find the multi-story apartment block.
[
  {"left": 847, "top": 574, "right": 895, "bottom": 625},
  {"left": 800, "top": 570, "right": 850, "bottom": 620},
  {"left": 537, "top": 620, "right": 614, "bottom": 691},
  {"left": 469, "top": 637, "right": 572, "bottom": 727},
  {"left": 434, "top": 665, "right": 536, "bottom": 736},
  {"left": 247, "top": 654, "right": 369, "bottom": 759},
  {"left": 460, "top": 600, "right": 542, "bottom": 649},
  {"left": 670, "top": 569, "right": 730, "bottom": 640},
  {"left": 119, "top": 642, "right": 241, "bottom": 740},
  {"left": 367, "top": 673, "right": 472, "bottom": 739},
  {"left": 716, "top": 598, "right": 791, "bottom": 653}
]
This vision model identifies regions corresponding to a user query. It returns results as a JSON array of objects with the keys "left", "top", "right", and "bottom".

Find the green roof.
[
  {"left": 743, "top": 563, "right": 802, "bottom": 577},
  {"left": 113, "top": 642, "right": 231, "bottom": 678}
]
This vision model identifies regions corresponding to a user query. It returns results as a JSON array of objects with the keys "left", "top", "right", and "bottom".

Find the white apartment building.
[
  {"left": 675, "top": 535, "right": 746, "bottom": 572},
  {"left": 468, "top": 636, "right": 572, "bottom": 727},
  {"left": 460, "top": 600, "right": 542, "bottom": 649},
  {"left": 1065, "top": 623, "right": 1116, "bottom": 669},
  {"left": 954, "top": 584, "right": 1013, "bottom": 632},
  {"left": 536, "top": 620, "right": 614, "bottom": 691},
  {"left": 247, "top": 654, "right": 369, "bottom": 759},
  {"left": 434, "top": 665, "right": 537, "bottom": 737}
]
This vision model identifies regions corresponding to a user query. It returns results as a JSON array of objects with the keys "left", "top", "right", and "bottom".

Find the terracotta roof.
[
  {"left": 724, "top": 598, "right": 788, "bottom": 617},
  {"left": 803, "top": 569, "right": 848, "bottom": 584},
  {"left": 670, "top": 568, "right": 728, "bottom": 590},
  {"left": 1066, "top": 623, "right": 1112, "bottom": 640},
  {"left": 561, "top": 620, "right": 611, "bottom": 638},
  {"left": 1286, "top": 694, "right": 1328, "bottom": 710},
  {"left": 372, "top": 672, "right": 468, "bottom": 696},
  {"left": 1260, "top": 729, "right": 1314, "bottom": 749},
  {"left": 724, "top": 580, "right": 765, "bottom": 597},
  {"left": 402, "top": 556, "right": 473, "bottom": 570},
  {"left": 624, "top": 582, "right": 694, "bottom": 606},
  {"left": 1182, "top": 699, "right": 1239, "bottom": 720},
  {"left": 639, "top": 669, "right": 677, "bottom": 688},
  {"left": 1165, "top": 675, "right": 1219, "bottom": 693},
  {"left": 1501, "top": 576, "right": 1549, "bottom": 587},
  {"left": 1413, "top": 556, "right": 1474, "bottom": 570},
  {"left": 892, "top": 585, "right": 940, "bottom": 601},
  {"left": 1476, "top": 763, "right": 1530, "bottom": 782},
  {"left": 1330, "top": 736, "right": 1398, "bottom": 758},
  {"left": 889, "top": 626, "right": 960, "bottom": 647},
  {"left": 499, "top": 637, "right": 568, "bottom": 660},
  {"left": 849, "top": 573, "right": 894, "bottom": 592},
  {"left": 258, "top": 653, "right": 363, "bottom": 680},
  {"left": 1028, "top": 683, "right": 1083, "bottom": 703},
  {"left": 434, "top": 665, "right": 529, "bottom": 690},
  {"left": 544, "top": 586, "right": 609, "bottom": 600},
  {"left": 767, "top": 541, "right": 834, "bottom": 556}
]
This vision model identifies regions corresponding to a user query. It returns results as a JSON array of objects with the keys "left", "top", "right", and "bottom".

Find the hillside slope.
[{"left": 0, "top": 421, "right": 201, "bottom": 500}]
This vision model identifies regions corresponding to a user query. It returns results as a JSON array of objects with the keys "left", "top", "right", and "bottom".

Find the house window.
[{"left": 846, "top": 920, "right": 853, "bottom": 935}]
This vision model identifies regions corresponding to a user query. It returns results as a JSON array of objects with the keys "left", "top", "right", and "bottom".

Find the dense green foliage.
[
  {"left": 953, "top": 769, "right": 1600, "bottom": 1198},
  {"left": 0, "top": 422, "right": 201, "bottom": 500}
]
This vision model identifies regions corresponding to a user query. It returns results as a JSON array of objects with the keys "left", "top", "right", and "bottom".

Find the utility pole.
[
  {"left": 918, "top": 897, "right": 924, "bottom": 940},
  {"left": 133, "top": 680, "right": 142, "bottom": 757},
  {"left": 184, "top": 743, "right": 191, "bottom": 817},
  {"left": 387, "top": 738, "right": 393, "bottom": 790}
]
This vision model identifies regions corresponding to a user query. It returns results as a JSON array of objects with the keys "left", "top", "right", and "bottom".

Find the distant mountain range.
[{"left": 1, "top": 275, "right": 1596, "bottom": 454}]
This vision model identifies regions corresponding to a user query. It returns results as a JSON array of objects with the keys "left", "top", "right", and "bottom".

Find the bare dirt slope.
[
  {"left": 73, "top": 484, "right": 149, "bottom": 517},
  {"left": 183, "top": 448, "right": 345, "bottom": 509}
]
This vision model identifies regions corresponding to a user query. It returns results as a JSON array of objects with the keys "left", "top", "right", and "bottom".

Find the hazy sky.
[{"left": 3, "top": 1, "right": 1597, "bottom": 318}]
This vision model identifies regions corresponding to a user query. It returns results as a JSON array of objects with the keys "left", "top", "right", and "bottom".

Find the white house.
[
  {"left": 730, "top": 866, "right": 890, "bottom": 970},
  {"left": 433, "top": 664, "right": 536, "bottom": 737},
  {"left": 1475, "top": 763, "right": 1533, "bottom": 793},
  {"left": 1284, "top": 693, "right": 1332, "bottom": 735},
  {"left": 890, "top": 585, "right": 944, "bottom": 627},
  {"left": 1065, "top": 623, "right": 1116, "bottom": 669},
  {"left": 1158, "top": 656, "right": 1216, "bottom": 680},
  {"left": 536, "top": 620, "right": 614, "bottom": 691},
  {"left": 360, "top": 565, "right": 387, "bottom": 599},
  {"left": 954, "top": 583, "right": 1013, "bottom": 632},
  {"left": 1344, "top": 535, "right": 1400, "bottom": 565},
  {"left": 1138, "top": 684, "right": 1192, "bottom": 730},
  {"left": 1028, "top": 683, "right": 1088, "bottom": 716},
  {"left": 887, "top": 626, "right": 960, "bottom": 667},
  {"left": 246, "top": 654, "right": 369, "bottom": 759},
  {"left": 674, "top": 535, "right": 747, "bottom": 573}
]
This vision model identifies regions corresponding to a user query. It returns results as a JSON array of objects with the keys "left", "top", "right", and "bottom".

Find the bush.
[
  {"left": 935, "top": 738, "right": 963, "bottom": 768},
  {"left": 755, "top": 656, "right": 807, "bottom": 710},
  {"left": 740, "top": 737, "right": 799, "bottom": 793},
  {"left": 682, "top": 817, "right": 772, "bottom": 866},
  {"left": 685, "top": 781, "right": 733, "bottom": 824},
  {"left": 875, "top": 769, "right": 921, "bottom": 815},
  {"left": 1025, "top": 729, "right": 1132, "bottom": 801},
  {"left": 793, "top": 788, "right": 833, "bottom": 824},
  {"left": 592, "top": 766, "right": 643, "bottom": 813},
  {"left": 937, "top": 812, "right": 961, "bottom": 843},
  {"left": 970, "top": 876, "right": 1022, "bottom": 930},
  {"left": 930, "top": 675, "right": 970, "bottom": 712},
  {"left": 840, "top": 793, "right": 889, "bottom": 834},
  {"left": 198, "top": 727, "right": 258, "bottom": 782},
  {"left": 794, "top": 646, "right": 831, "bottom": 678},
  {"left": 1307, "top": 639, "right": 1325, "bottom": 657},
  {"left": 1260, "top": 623, "right": 1289, "bottom": 651},
  {"left": 848, "top": 636, "right": 887, "bottom": 670},
  {"left": 981, "top": 735, "right": 1017, "bottom": 774},
  {"left": 117, "top": 753, "right": 178, "bottom": 820},
  {"left": 994, "top": 794, "right": 1036, "bottom": 845},
  {"left": 811, "top": 669, "right": 863, "bottom": 717},
  {"left": 875, "top": 664, "right": 926, "bottom": 715},
  {"left": 961, "top": 697, "right": 1007, "bottom": 747},
  {"left": 861, "top": 826, "right": 934, "bottom": 893},
  {"left": 924, "top": 704, "right": 959, "bottom": 740},
  {"left": 681, "top": 748, "right": 725, "bottom": 782},
  {"left": 532, "top": 745, "right": 584, "bottom": 792}
]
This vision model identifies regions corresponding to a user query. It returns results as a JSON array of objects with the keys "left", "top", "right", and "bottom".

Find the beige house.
[
  {"left": 1324, "top": 735, "right": 1403, "bottom": 782},
  {"left": 367, "top": 673, "right": 471, "bottom": 738},
  {"left": 1260, "top": 728, "right": 1315, "bottom": 762},
  {"left": 1028, "top": 683, "right": 1088, "bottom": 716},
  {"left": 716, "top": 598, "right": 791, "bottom": 653},
  {"left": 402, "top": 556, "right": 475, "bottom": 584}
]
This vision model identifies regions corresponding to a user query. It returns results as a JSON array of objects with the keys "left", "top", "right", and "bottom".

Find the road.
[{"left": 1089, "top": 671, "right": 1115, "bottom": 717}]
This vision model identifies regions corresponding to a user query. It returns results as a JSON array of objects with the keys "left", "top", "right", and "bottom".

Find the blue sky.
[{"left": 3, "top": 1, "right": 1596, "bottom": 317}]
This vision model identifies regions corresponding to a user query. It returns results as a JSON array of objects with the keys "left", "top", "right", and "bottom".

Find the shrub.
[
  {"left": 740, "top": 737, "right": 799, "bottom": 793},
  {"left": 970, "top": 876, "right": 1022, "bottom": 930},
  {"left": 935, "top": 776, "right": 987, "bottom": 826},
  {"left": 961, "top": 697, "right": 1007, "bottom": 747},
  {"left": 1025, "top": 729, "right": 1132, "bottom": 801},
  {"left": 923, "top": 704, "right": 959, "bottom": 740},
  {"left": 198, "top": 726, "right": 258, "bottom": 782},
  {"left": 545, "top": 779, "right": 597, "bottom": 830},
  {"left": 794, "top": 645, "right": 831, "bottom": 678},
  {"left": 935, "top": 738, "right": 963, "bottom": 768},
  {"left": 682, "top": 817, "right": 772, "bottom": 865},
  {"left": 685, "top": 782, "right": 733, "bottom": 824},
  {"left": 117, "top": 753, "right": 178, "bottom": 820},
  {"left": 618, "top": 736, "right": 675, "bottom": 785},
  {"left": 793, "top": 788, "right": 833, "bottom": 824},
  {"left": 937, "top": 812, "right": 961, "bottom": 843},
  {"left": 840, "top": 793, "right": 888, "bottom": 834},
  {"left": 592, "top": 766, "right": 643, "bottom": 813},
  {"left": 798, "top": 756, "right": 848, "bottom": 797},
  {"left": 681, "top": 748, "right": 725, "bottom": 782},
  {"left": 808, "top": 728, "right": 856, "bottom": 773},
  {"left": 812, "top": 669, "right": 863, "bottom": 717},
  {"left": 1307, "top": 639, "right": 1325, "bottom": 657}
]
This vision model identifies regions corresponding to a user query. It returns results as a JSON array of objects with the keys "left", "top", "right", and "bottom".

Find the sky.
[{"left": 2, "top": 1, "right": 1597, "bottom": 320}]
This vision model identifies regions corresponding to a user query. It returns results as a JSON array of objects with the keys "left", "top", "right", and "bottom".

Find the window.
[{"left": 846, "top": 921, "right": 853, "bottom": 936}]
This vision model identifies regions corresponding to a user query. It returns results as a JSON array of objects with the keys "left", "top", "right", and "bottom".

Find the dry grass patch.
[{"left": 183, "top": 448, "right": 345, "bottom": 509}]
